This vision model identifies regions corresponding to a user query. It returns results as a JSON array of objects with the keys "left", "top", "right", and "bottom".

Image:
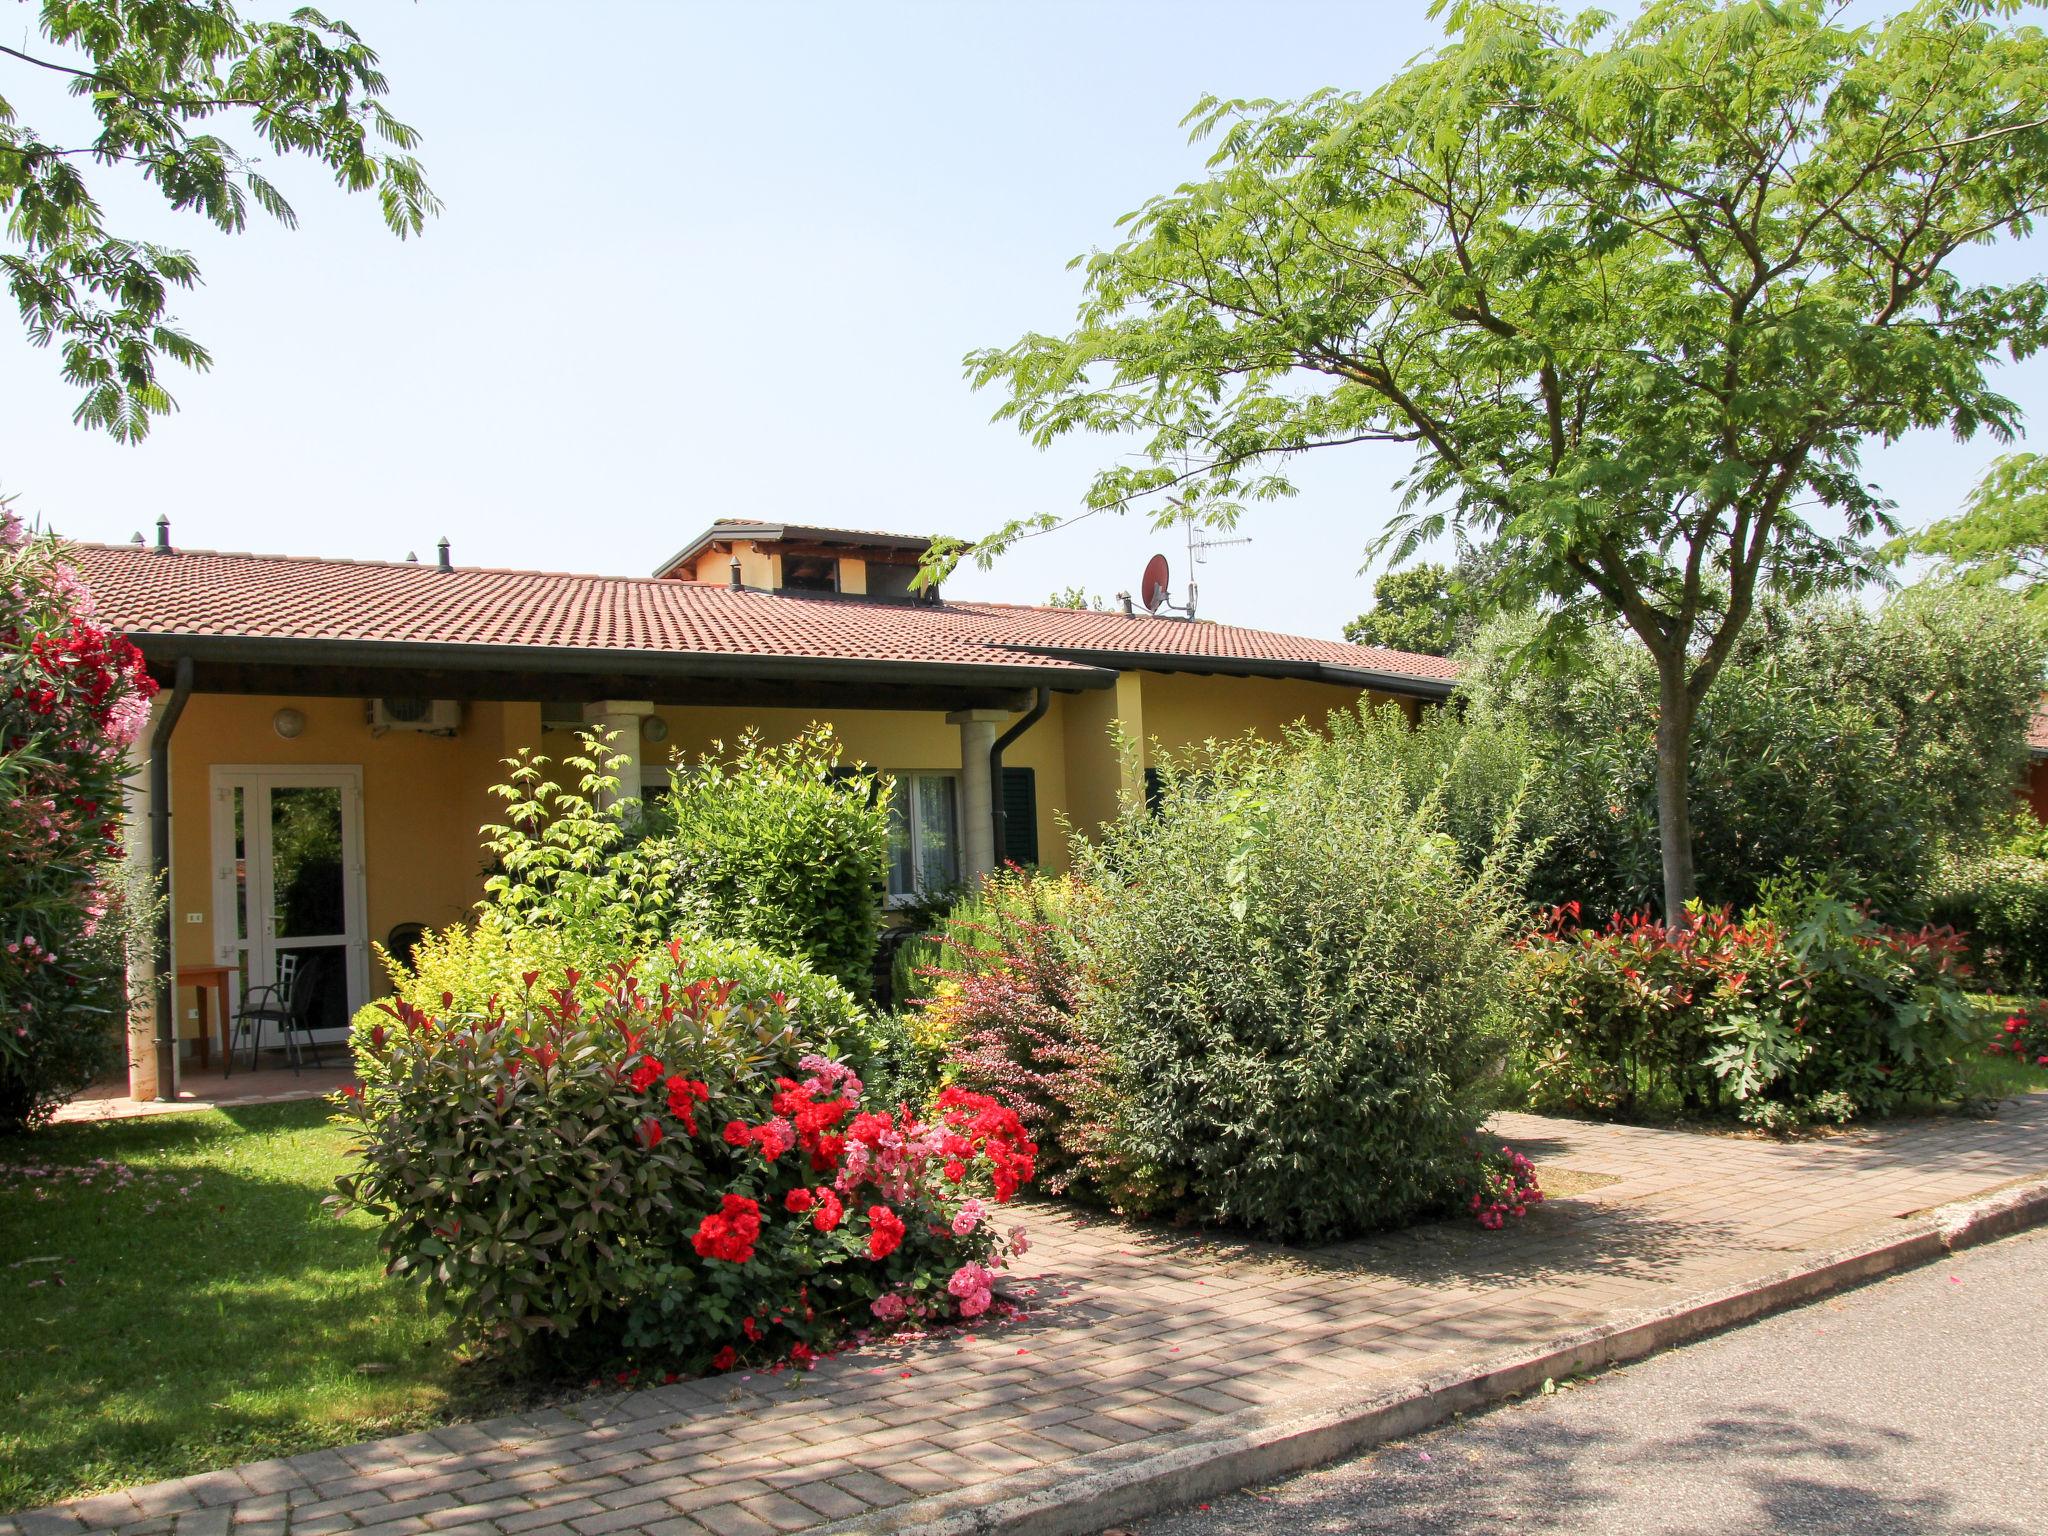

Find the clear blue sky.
[{"left": 4, "top": 1, "right": 2042, "bottom": 640}]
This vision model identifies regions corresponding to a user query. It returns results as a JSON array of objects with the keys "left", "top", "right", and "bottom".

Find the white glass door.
[{"left": 212, "top": 767, "right": 369, "bottom": 1043}]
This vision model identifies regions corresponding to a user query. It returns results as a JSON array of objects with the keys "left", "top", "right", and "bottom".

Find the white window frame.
[{"left": 885, "top": 770, "right": 961, "bottom": 906}]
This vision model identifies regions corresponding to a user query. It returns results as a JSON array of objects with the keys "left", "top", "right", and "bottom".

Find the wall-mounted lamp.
[
  {"left": 641, "top": 715, "right": 670, "bottom": 744},
  {"left": 272, "top": 707, "right": 307, "bottom": 740}
]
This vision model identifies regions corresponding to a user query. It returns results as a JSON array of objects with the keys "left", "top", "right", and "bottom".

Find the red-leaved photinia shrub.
[
  {"left": 1520, "top": 885, "right": 1981, "bottom": 1128},
  {"left": 0, "top": 513, "right": 158, "bottom": 1131},
  {"left": 1988, "top": 1003, "right": 2048, "bottom": 1069},
  {"left": 332, "top": 942, "right": 1037, "bottom": 1376}
]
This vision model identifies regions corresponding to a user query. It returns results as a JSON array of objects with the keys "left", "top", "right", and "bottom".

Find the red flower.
[
  {"left": 723, "top": 1120, "right": 751, "bottom": 1147},
  {"left": 866, "top": 1204, "right": 905, "bottom": 1260},
  {"left": 665, "top": 1075, "right": 710, "bottom": 1135},
  {"left": 636, "top": 1116, "right": 663, "bottom": 1149},
  {"left": 691, "top": 1193, "right": 762, "bottom": 1264},
  {"left": 710, "top": 1345, "right": 738, "bottom": 1372},
  {"left": 628, "top": 1056, "right": 664, "bottom": 1093},
  {"left": 784, "top": 1187, "right": 815, "bottom": 1214},
  {"left": 812, "top": 1188, "right": 844, "bottom": 1233}
]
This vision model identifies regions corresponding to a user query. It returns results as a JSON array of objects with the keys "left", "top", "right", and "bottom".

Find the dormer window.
[{"left": 780, "top": 554, "right": 839, "bottom": 592}]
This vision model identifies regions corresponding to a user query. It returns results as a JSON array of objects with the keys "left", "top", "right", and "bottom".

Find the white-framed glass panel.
[
  {"left": 886, "top": 772, "right": 959, "bottom": 901},
  {"left": 210, "top": 766, "right": 369, "bottom": 1043}
]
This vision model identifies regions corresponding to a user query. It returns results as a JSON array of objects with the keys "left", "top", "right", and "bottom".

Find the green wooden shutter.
[{"left": 999, "top": 767, "right": 1038, "bottom": 867}]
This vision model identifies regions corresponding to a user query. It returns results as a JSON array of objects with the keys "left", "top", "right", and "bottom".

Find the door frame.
[{"left": 209, "top": 764, "right": 370, "bottom": 1040}]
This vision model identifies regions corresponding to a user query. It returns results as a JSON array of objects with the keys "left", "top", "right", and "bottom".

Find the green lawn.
[{"left": 0, "top": 1101, "right": 516, "bottom": 1513}]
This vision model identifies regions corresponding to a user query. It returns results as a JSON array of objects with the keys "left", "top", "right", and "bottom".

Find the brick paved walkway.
[{"left": 14, "top": 1097, "right": 2048, "bottom": 1536}]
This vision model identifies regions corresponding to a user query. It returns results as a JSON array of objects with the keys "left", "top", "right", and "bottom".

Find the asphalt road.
[{"left": 1133, "top": 1226, "right": 2048, "bottom": 1536}]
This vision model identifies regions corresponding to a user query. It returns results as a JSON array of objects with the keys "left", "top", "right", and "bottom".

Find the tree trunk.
[{"left": 1652, "top": 656, "right": 1697, "bottom": 926}]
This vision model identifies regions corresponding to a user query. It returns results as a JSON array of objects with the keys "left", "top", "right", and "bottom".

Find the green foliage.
[
  {"left": 1343, "top": 563, "right": 1459, "bottom": 655},
  {"left": 1894, "top": 452, "right": 2048, "bottom": 603},
  {"left": 636, "top": 727, "right": 890, "bottom": 1000},
  {"left": 1520, "top": 882, "right": 1984, "bottom": 1129},
  {"left": 1066, "top": 718, "right": 1533, "bottom": 1242},
  {"left": 1931, "top": 850, "right": 2048, "bottom": 990},
  {"left": 364, "top": 921, "right": 870, "bottom": 1080},
  {"left": 1459, "top": 585, "right": 2046, "bottom": 919},
  {"left": 2, "top": 2, "right": 437, "bottom": 440},
  {"left": 961, "top": 0, "right": 2048, "bottom": 916},
  {"left": 1045, "top": 586, "right": 1108, "bottom": 610}
]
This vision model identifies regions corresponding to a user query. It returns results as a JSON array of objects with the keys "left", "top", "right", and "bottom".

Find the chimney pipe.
[
  {"left": 1117, "top": 590, "right": 1133, "bottom": 617},
  {"left": 729, "top": 555, "right": 743, "bottom": 589},
  {"left": 154, "top": 514, "right": 172, "bottom": 554},
  {"left": 436, "top": 537, "right": 452, "bottom": 572}
]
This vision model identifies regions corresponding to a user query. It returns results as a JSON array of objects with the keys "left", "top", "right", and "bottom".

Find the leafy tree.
[
  {"left": 2, "top": 1, "right": 436, "bottom": 441},
  {"left": 1046, "top": 586, "right": 1109, "bottom": 610},
  {"left": 1344, "top": 563, "right": 1458, "bottom": 654},
  {"left": 962, "top": 0, "right": 2048, "bottom": 920},
  {"left": 1893, "top": 451, "right": 2048, "bottom": 601}
]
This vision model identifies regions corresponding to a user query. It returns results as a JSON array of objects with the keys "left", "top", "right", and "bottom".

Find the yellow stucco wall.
[{"left": 1134, "top": 673, "right": 1413, "bottom": 766}]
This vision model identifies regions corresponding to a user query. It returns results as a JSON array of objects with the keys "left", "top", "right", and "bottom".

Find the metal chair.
[{"left": 227, "top": 953, "right": 325, "bottom": 1076}]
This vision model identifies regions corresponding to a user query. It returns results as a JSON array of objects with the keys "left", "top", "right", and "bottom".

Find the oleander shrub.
[
  {"left": 332, "top": 946, "right": 1037, "bottom": 1371},
  {"left": 1068, "top": 725, "right": 1532, "bottom": 1242},
  {"left": 635, "top": 726, "right": 891, "bottom": 999},
  {"left": 0, "top": 514, "right": 157, "bottom": 1132},
  {"left": 1520, "top": 883, "right": 1982, "bottom": 1128}
]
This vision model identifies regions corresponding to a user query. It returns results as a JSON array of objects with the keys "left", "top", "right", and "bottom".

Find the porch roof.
[{"left": 74, "top": 543, "right": 1458, "bottom": 703}]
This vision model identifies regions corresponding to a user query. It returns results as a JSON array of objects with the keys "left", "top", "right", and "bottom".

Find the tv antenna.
[{"left": 1143, "top": 502, "right": 1249, "bottom": 620}]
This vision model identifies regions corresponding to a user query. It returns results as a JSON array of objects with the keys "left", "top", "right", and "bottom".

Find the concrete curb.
[{"left": 823, "top": 1173, "right": 2048, "bottom": 1536}]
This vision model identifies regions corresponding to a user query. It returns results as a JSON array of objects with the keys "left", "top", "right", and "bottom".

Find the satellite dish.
[{"left": 1141, "top": 554, "right": 1170, "bottom": 614}]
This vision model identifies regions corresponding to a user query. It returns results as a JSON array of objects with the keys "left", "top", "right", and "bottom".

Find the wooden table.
[{"left": 177, "top": 964, "right": 234, "bottom": 1071}]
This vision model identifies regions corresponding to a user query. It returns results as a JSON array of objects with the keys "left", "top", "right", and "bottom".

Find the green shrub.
[
  {"left": 1459, "top": 586, "right": 2046, "bottom": 920},
  {"left": 366, "top": 921, "right": 871, "bottom": 1074},
  {"left": 1930, "top": 850, "right": 2048, "bottom": 989},
  {"left": 635, "top": 726, "right": 890, "bottom": 999},
  {"left": 1520, "top": 883, "right": 1983, "bottom": 1128},
  {"left": 1068, "top": 720, "right": 1532, "bottom": 1242}
]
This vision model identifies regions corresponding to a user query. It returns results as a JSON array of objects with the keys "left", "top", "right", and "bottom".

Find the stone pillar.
[
  {"left": 121, "top": 718, "right": 161, "bottom": 1101},
  {"left": 947, "top": 708, "right": 1008, "bottom": 884},
  {"left": 580, "top": 700, "right": 655, "bottom": 808}
]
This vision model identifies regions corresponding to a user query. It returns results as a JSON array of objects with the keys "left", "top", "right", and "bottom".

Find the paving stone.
[{"left": 680, "top": 1508, "right": 775, "bottom": 1536}]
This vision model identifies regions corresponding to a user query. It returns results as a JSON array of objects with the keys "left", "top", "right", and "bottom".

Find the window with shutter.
[{"left": 999, "top": 767, "right": 1038, "bottom": 867}]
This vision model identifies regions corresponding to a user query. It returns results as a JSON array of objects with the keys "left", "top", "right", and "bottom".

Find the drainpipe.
[
  {"left": 150, "top": 657, "right": 194, "bottom": 1102},
  {"left": 988, "top": 686, "right": 1050, "bottom": 871}
]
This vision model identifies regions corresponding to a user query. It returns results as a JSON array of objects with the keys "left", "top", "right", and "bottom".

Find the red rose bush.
[{"left": 333, "top": 941, "right": 1037, "bottom": 1376}]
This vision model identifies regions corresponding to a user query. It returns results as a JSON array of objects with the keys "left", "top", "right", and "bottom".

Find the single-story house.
[
  {"left": 84, "top": 519, "right": 1456, "bottom": 1100},
  {"left": 2029, "top": 702, "right": 2048, "bottom": 820}
]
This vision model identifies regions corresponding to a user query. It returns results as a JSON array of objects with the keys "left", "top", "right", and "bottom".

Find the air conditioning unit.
[{"left": 369, "top": 697, "right": 462, "bottom": 736}]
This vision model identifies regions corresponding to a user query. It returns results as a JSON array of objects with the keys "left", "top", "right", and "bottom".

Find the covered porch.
[{"left": 120, "top": 639, "right": 1117, "bottom": 1104}]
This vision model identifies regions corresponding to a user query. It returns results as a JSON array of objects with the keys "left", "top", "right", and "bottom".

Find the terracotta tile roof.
[
  {"left": 71, "top": 543, "right": 1456, "bottom": 692},
  {"left": 955, "top": 601, "right": 1462, "bottom": 683}
]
